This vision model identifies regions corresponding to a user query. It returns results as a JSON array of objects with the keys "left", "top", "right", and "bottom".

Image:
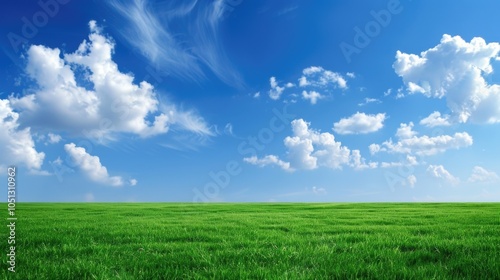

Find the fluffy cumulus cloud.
[
  {"left": 267, "top": 66, "right": 348, "bottom": 102},
  {"left": 468, "top": 166, "right": 499, "bottom": 183},
  {"left": 298, "top": 66, "right": 347, "bottom": 89},
  {"left": 427, "top": 165, "right": 460, "bottom": 185},
  {"left": 243, "top": 155, "right": 292, "bottom": 172},
  {"left": 350, "top": 149, "right": 378, "bottom": 170},
  {"left": 8, "top": 21, "right": 211, "bottom": 140},
  {"left": 47, "top": 133, "right": 62, "bottom": 144},
  {"left": 395, "top": 122, "right": 418, "bottom": 139},
  {"left": 301, "top": 90, "right": 323, "bottom": 104},
  {"left": 407, "top": 175, "right": 417, "bottom": 188},
  {"left": 371, "top": 123, "right": 473, "bottom": 156},
  {"left": 312, "top": 186, "right": 327, "bottom": 195},
  {"left": 269, "top": 77, "right": 285, "bottom": 100},
  {"left": 286, "top": 119, "right": 350, "bottom": 170},
  {"left": 0, "top": 21, "right": 211, "bottom": 176},
  {"left": 394, "top": 34, "right": 500, "bottom": 124},
  {"left": 419, "top": 111, "right": 451, "bottom": 127},
  {"left": 244, "top": 119, "right": 375, "bottom": 171},
  {"left": 0, "top": 99, "right": 45, "bottom": 170},
  {"left": 369, "top": 143, "right": 382, "bottom": 155},
  {"left": 64, "top": 143, "right": 128, "bottom": 187},
  {"left": 333, "top": 112, "right": 386, "bottom": 135}
]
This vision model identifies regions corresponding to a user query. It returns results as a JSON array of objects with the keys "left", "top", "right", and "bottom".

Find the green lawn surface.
[{"left": 1, "top": 203, "right": 499, "bottom": 279}]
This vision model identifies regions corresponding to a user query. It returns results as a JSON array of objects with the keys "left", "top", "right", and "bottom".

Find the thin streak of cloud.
[
  {"left": 106, "top": 0, "right": 244, "bottom": 88},
  {"left": 277, "top": 5, "right": 298, "bottom": 16}
]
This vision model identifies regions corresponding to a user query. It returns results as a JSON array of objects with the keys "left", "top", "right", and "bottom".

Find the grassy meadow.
[{"left": 1, "top": 203, "right": 499, "bottom": 279}]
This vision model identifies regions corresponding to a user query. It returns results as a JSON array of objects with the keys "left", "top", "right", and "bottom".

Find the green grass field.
[{"left": 1, "top": 203, "right": 499, "bottom": 279}]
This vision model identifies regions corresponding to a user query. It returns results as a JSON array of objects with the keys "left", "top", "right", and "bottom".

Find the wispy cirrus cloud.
[{"left": 106, "top": 0, "right": 244, "bottom": 88}]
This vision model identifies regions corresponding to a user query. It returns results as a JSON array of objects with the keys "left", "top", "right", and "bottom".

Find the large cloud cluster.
[
  {"left": 394, "top": 34, "right": 500, "bottom": 124},
  {"left": 1, "top": 21, "right": 211, "bottom": 181},
  {"left": 244, "top": 119, "right": 376, "bottom": 171}
]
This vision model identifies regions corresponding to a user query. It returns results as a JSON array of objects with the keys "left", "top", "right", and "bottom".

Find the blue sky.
[{"left": 1, "top": 0, "right": 500, "bottom": 202}]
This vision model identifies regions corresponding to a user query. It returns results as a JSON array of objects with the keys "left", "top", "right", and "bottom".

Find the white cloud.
[
  {"left": 395, "top": 122, "right": 417, "bottom": 139},
  {"left": 468, "top": 166, "right": 499, "bottom": 183},
  {"left": 406, "top": 155, "right": 419, "bottom": 166},
  {"left": 8, "top": 21, "right": 211, "bottom": 141},
  {"left": 395, "top": 87, "right": 405, "bottom": 99},
  {"left": 0, "top": 99, "right": 45, "bottom": 170},
  {"left": 224, "top": 123, "right": 234, "bottom": 136},
  {"left": 384, "top": 89, "right": 392, "bottom": 96},
  {"left": 369, "top": 143, "right": 383, "bottom": 155},
  {"left": 299, "top": 66, "right": 347, "bottom": 89},
  {"left": 333, "top": 112, "right": 386, "bottom": 135},
  {"left": 51, "top": 157, "right": 63, "bottom": 166},
  {"left": 302, "top": 66, "right": 323, "bottom": 75},
  {"left": 129, "top": 179, "right": 138, "bottom": 186},
  {"left": 301, "top": 90, "right": 323, "bottom": 104},
  {"left": 346, "top": 72, "right": 356, "bottom": 78},
  {"left": 374, "top": 123, "right": 473, "bottom": 156},
  {"left": 298, "top": 76, "right": 308, "bottom": 87},
  {"left": 267, "top": 66, "right": 347, "bottom": 102},
  {"left": 386, "top": 133, "right": 472, "bottom": 156},
  {"left": 47, "top": 133, "right": 62, "bottom": 144},
  {"left": 283, "top": 133, "right": 317, "bottom": 170},
  {"left": 420, "top": 111, "right": 451, "bottom": 127},
  {"left": 269, "top": 76, "right": 285, "bottom": 100},
  {"left": 243, "top": 155, "right": 292, "bottom": 172},
  {"left": 358, "top": 98, "right": 381, "bottom": 106},
  {"left": 312, "top": 186, "right": 327, "bottom": 195},
  {"left": 427, "top": 165, "right": 460, "bottom": 185},
  {"left": 64, "top": 143, "right": 126, "bottom": 187},
  {"left": 407, "top": 175, "right": 417, "bottom": 188},
  {"left": 380, "top": 155, "right": 419, "bottom": 168},
  {"left": 107, "top": 0, "right": 243, "bottom": 87},
  {"left": 288, "top": 119, "right": 353, "bottom": 169},
  {"left": 394, "top": 34, "right": 500, "bottom": 124},
  {"left": 28, "top": 169, "right": 52, "bottom": 176},
  {"left": 407, "top": 82, "right": 426, "bottom": 94},
  {"left": 253, "top": 91, "right": 261, "bottom": 98},
  {"left": 350, "top": 149, "right": 378, "bottom": 170},
  {"left": 245, "top": 119, "right": 372, "bottom": 171}
]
